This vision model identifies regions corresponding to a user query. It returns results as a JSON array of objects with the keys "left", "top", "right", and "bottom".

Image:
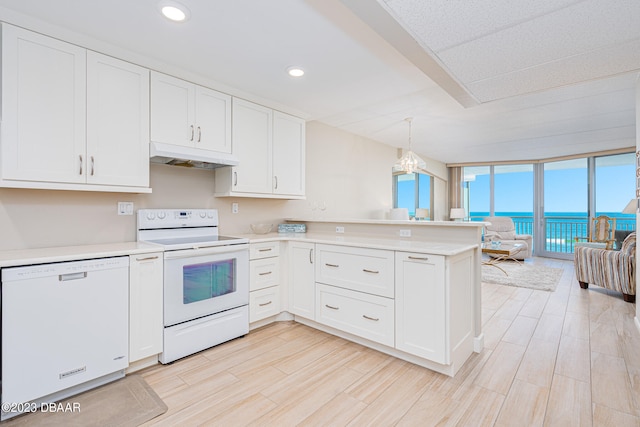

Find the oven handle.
[{"left": 163, "top": 244, "right": 249, "bottom": 260}]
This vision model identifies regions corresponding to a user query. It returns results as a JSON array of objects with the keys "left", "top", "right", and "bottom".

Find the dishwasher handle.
[{"left": 59, "top": 272, "right": 87, "bottom": 282}]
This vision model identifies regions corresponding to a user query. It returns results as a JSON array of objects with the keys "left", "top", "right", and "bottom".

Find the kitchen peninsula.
[{"left": 245, "top": 218, "right": 484, "bottom": 377}]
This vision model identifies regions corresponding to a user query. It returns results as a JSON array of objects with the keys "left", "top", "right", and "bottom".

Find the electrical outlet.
[
  {"left": 232, "top": 203, "right": 239, "bottom": 214},
  {"left": 399, "top": 229, "right": 411, "bottom": 237},
  {"left": 117, "top": 202, "right": 134, "bottom": 215},
  {"left": 336, "top": 226, "right": 345, "bottom": 233}
]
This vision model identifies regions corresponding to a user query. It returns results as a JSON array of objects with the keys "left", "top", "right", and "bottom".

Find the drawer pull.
[
  {"left": 258, "top": 271, "right": 273, "bottom": 276},
  {"left": 362, "top": 315, "right": 379, "bottom": 322},
  {"left": 259, "top": 300, "right": 273, "bottom": 307},
  {"left": 408, "top": 256, "right": 429, "bottom": 261},
  {"left": 258, "top": 248, "right": 273, "bottom": 252},
  {"left": 325, "top": 304, "right": 339, "bottom": 310},
  {"left": 325, "top": 263, "right": 339, "bottom": 268},
  {"left": 363, "top": 269, "right": 379, "bottom": 274},
  {"left": 136, "top": 255, "right": 159, "bottom": 261}
]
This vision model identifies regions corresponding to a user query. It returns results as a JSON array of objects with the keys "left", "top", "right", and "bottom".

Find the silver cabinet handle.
[
  {"left": 190, "top": 125, "right": 195, "bottom": 141},
  {"left": 258, "top": 248, "right": 272, "bottom": 252},
  {"left": 259, "top": 300, "right": 273, "bottom": 307},
  {"left": 197, "top": 126, "right": 201, "bottom": 142},
  {"left": 325, "top": 263, "right": 339, "bottom": 268},
  {"left": 274, "top": 176, "right": 278, "bottom": 190},
  {"left": 363, "top": 315, "right": 379, "bottom": 321},
  {"left": 258, "top": 271, "right": 272, "bottom": 276},
  {"left": 363, "top": 269, "right": 379, "bottom": 274},
  {"left": 309, "top": 248, "right": 313, "bottom": 264},
  {"left": 136, "top": 255, "right": 159, "bottom": 261},
  {"left": 90, "top": 156, "right": 95, "bottom": 176},
  {"left": 79, "top": 155, "right": 83, "bottom": 175},
  {"left": 408, "top": 256, "right": 429, "bottom": 261},
  {"left": 325, "top": 304, "right": 339, "bottom": 310},
  {"left": 59, "top": 272, "right": 87, "bottom": 281},
  {"left": 234, "top": 171, "right": 238, "bottom": 186}
]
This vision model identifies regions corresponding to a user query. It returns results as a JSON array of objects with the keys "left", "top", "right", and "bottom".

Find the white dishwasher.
[{"left": 1, "top": 256, "right": 129, "bottom": 420}]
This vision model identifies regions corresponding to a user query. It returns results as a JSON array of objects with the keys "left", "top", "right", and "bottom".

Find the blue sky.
[{"left": 467, "top": 161, "right": 635, "bottom": 214}]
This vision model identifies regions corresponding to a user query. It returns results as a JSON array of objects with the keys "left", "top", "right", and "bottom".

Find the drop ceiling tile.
[{"left": 381, "top": 0, "right": 581, "bottom": 52}]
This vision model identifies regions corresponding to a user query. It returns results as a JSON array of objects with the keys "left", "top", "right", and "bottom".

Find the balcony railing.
[{"left": 471, "top": 214, "right": 635, "bottom": 254}]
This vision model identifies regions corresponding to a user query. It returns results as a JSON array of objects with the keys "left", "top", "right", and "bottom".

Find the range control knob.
[
  {"left": 207, "top": 211, "right": 215, "bottom": 218},
  {"left": 199, "top": 211, "right": 207, "bottom": 218},
  {"left": 146, "top": 211, "right": 156, "bottom": 220},
  {"left": 157, "top": 211, "right": 166, "bottom": 219}
]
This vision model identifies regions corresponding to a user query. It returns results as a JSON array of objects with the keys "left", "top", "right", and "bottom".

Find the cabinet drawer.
[
  {"left": 250, "top": 286, "right": 281, "bottom": 323},
  {"left": 315, "top": 244, "right": 394, "bottom": 298},
  {"left": 250, "top": 241, "right": 280, "bottom": 260},
  {"left": 250, "top": 257, "right": 280, "bottom": 291},
  {"left": 315, "top": 284, "right": 394, "bottom": 347}
]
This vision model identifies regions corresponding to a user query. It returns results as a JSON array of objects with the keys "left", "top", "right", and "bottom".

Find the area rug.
[
  {"left": 3, "top": 374, "right": 167, "bottom": 427},
  {"left": 482, "top": 261, "right": 562, "bottom": 291}
]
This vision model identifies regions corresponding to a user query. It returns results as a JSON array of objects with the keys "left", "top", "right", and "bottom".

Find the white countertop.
[
  {"left": 0, "top": 242, "right": 162, "bottom": 268},
  {"left": 285, "top": 218, "right": 486, "bottom": 227},
  {"left": 239, "top": 232, "right": 478, "bottom": 256}
]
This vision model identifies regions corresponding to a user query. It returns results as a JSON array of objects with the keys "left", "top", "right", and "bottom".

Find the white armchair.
[{"left": 483, "top": 216, "right": 532, "bottom": 260}]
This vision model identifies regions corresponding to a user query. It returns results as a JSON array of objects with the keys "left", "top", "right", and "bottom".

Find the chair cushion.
[{"left": 484, "top": 217, "right": 516, "bottom": 240}]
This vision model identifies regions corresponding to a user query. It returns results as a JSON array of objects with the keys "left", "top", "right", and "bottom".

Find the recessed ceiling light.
[
  {"left": 287, "top": 67, "right": 305, "bottom": 77},
  {"left": 159, "top": 1, "right": 190, "bottom": 22}
]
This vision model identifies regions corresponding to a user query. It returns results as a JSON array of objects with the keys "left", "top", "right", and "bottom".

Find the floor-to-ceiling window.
[
  {"left": 462, "top": 151, "right": 635, "bottom": 259},
  {"left": 393, "top": 172, "right": 432, "bottom": 219}
]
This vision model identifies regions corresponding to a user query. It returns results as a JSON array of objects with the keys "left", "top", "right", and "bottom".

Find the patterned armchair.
[{"left": 574, "top": 231, "right": 636, "bottom": 303}]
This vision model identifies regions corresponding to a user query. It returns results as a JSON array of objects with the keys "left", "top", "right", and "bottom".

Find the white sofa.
[{"left": 483, "top": 216, "right": 532, "bottom": 260}]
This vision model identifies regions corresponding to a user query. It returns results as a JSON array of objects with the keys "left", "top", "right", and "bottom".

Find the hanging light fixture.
[{"left": 393, "top": 117, "right": 427, "bottom": 174}]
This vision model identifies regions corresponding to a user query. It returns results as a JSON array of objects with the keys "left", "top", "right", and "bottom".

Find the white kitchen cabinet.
[
  {"left": 316, "top": 283, "right": 394, "bottom": 347},
  {"left": 395, "top": 251, "right": 474, "bottom": 366},
  {"left": 315, "top": 244, "right": 395, "bottom": 298},
  {"left": 0, "top": 24, "right": 151, "bottom": 192},
  {"left": 128, "top": 252, "right": 163, "bottom": 363},
  {"left": 288, "top": 241, "right": 315, "bottom": 319},
  {"left": 215, "top": 99, "right": 305, "bottom": 199},
  {"left": 249, "top": 241, "right": 281, "bottom": 323},
  {"left": 272, "top": 111, "right": 305, "bottom": 196},
  {"left": 87, "top": 52, "right": 149, "bottom": 187},
  {"left": 1, "top": 24, "right": 86, "bottom": 184},
  {"left": 150, "top": 71, "right": 231, "bottom": 153}
]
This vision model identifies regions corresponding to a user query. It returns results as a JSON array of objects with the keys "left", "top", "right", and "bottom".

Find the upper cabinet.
[
  {"left": 0, "top": 24, "right": 151, "bottom": 193},
  {"left": 215, "top": 98, "right": 305, "bottom": 199},
  {"left": 150, "top": 71, "right": 231, "bottom": 153}
]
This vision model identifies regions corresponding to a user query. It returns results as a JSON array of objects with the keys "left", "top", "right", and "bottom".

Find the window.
[{"left": 393, "top": 172, "right": 432, "bottom": 219}]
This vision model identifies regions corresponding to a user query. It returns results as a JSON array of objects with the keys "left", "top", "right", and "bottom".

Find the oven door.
[{"left": 163, "top": 244, "right": 249, "bottom": 327}]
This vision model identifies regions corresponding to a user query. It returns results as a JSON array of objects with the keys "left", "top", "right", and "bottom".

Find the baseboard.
[
  {"left": 635, "top": 316, "right": 640, "bottom": 336},
  {"left": 474, "top": 333, "right": 485, "bottom": 353}
]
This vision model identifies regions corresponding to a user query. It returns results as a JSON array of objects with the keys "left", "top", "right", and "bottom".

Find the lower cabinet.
[
  {"left": 250, "top": 286, "right": 281, "bottom": 322},
  {"left": 316, "top": 283, "right": 394, "bottom": 347},
  {"left": 395, "top": 252, "right": 447, "bottom": 364},
  {"left": 288, "top": 241, "right": 315, "bottom": 319},
  {"left": 249, "top": 241, "right": 281, "bottom": 323},
  {"left": 129, "top": 252, "right": 163, "bottom": 363}
]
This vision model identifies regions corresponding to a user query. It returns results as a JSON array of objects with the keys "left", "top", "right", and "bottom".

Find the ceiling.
[{"left": 0, "top": 0, "right": 638, "bottom": 164}]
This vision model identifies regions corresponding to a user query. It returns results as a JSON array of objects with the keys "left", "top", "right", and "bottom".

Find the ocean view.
[{"left": 470, "top": 211, "right": 636, "bottom": 253}]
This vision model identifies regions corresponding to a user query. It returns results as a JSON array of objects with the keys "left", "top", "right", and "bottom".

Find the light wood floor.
[{"left": 140, "top": 258, "right": 640, "bottom": 426}]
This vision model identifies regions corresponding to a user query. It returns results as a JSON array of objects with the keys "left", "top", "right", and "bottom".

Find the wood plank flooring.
[{"left": 140, "top": 257, "right": 640, "bottom": 426}]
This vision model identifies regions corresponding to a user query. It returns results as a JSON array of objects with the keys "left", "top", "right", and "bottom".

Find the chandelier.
[{"left": 393, "top": 117, "right": 427, "bottom": 174}]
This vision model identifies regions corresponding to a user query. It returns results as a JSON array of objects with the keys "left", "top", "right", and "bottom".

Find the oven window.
[{"left": 183, "top": 259, "right": 236, "bottom": 304}]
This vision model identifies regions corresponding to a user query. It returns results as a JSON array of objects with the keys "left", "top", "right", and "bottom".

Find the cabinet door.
[
  {"left": 395, "top": 252, "right": 447, "bottom": 364},
  {"left": 230, "top": 98, "right": 273, "bottom": 193},
  {"left": 87, "top": 52, "right": 149, "bottom": 187},
  {"left": 289, "top": 242, "right": 315, "bottom": 319},
  {"left": 272, "top": 111, "right": 305, "bottom": 196},
  {"left": 195, "top": 86, "right": 232, "bottom": 153},
  {"left": 1, "top": 24, "right": 86, "bottom": 183},
  {"left": 129, "top": 253, "right": 164, "bottom": 362},
  {"left": 150, "top": 71, "right": 195, "bottom": 147}
]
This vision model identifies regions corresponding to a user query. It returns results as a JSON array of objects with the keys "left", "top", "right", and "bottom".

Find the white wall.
[{"left": 0, "top": 121, "right": 447, "bottom": 251}]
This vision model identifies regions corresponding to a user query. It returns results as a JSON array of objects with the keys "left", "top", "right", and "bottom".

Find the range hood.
[{"left": 149, "top": 141, "right": 239, "bottom": 170}]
